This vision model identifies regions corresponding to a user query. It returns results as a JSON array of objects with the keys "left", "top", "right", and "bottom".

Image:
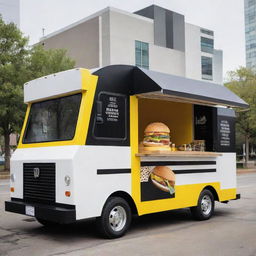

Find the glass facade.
[
  {"left": 200, "top": 28, "right": 214, "bottom": 82},
  {"left": 201, "top": 37, "right": 214, "bottom": 54},
  {"left": 245, "top": 0, "right": 256, "bottom": 67},
  {"left": 135, "top": 40, "right": 149, "bottom": 69},
  {"left": 200, "top": 28, "right": 214, "bottom": 36},
  {"left": 201, "top": 56, "right": 213, "bottom": 80}
]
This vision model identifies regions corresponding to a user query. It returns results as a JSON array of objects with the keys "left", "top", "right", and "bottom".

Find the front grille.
[{"left": 23, "top": 163, "right": 56, "bottom": 204}]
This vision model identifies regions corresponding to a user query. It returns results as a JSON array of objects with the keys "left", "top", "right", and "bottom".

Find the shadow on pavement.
[{"left": 19, "top": 207, "right": 233, "bottom": 241}]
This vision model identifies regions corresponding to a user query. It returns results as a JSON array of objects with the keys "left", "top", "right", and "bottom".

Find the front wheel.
[
  {"left": 190, "top": 189, "right": 215, "bottom": 220},
  {"left": 97, "top": 197, "right": 131, "bottom": 239}
]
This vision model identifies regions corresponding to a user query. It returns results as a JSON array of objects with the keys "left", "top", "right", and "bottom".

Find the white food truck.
[{"left": 5, "top": 65, "right": 248, "bottom": 238}]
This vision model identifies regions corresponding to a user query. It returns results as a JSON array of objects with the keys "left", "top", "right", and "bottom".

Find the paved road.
[{"left": 0, "top": 173, "right": 255, "bottom": 256}]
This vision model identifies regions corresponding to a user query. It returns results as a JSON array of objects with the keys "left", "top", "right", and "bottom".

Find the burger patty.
[
  {"left": 144, "top": 136, "right": 170, "bottom": 144},
  {"left": 151, "top": 173, "right": 171, "bottom": 186},
  {"left": 144, "top": 135, "right": 170, "bottom": 139}
]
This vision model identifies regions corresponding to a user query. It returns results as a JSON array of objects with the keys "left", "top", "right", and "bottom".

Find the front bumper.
[{"left": 5, "top": 199, "right": 76, "bottom": 224}]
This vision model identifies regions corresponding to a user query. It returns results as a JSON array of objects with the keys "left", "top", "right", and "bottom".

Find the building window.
[
  {"left": 201, "top": 56, "right": 213, "bottom": 80},
  {"left": 135, "top": 40, "right": 149, "bottom": 69},
  {"left": 201, "top": 37, "right": 214, "bottom": 54},
  {"left": 200, "top": 28, "right": 214, "bottom": 36},
  {"left": 248, "top": 0, "right": 255, "bottom": 8}
]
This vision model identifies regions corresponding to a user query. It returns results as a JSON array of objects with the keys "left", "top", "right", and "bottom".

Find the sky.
[{"left": 20, "top": 0, "right": 245, "bottom": 78}]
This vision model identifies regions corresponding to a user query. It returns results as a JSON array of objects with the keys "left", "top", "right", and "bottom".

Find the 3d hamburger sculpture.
[
  {"left": 143, "top": 122, "right": 170, "bottom": 151},
  {"left": 150, "top": 166, "right": 175, "bottom": 195}
]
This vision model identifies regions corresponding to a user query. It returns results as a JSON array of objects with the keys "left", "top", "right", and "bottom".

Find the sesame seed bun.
[{"left": 144, "top": 122, "right": 170, "bottom": 134}]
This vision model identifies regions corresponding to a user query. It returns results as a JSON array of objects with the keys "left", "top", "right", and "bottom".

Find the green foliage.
[
  {"left": 27, "top": 45, "right": 75, "bottom": 80},
  {"left": 0, "top": 17, "right": 76, "bottom": 135},
  {"left": 0, "top": 16, "right": 75, "bottom": 170},
  {"left": 226, "top": 67, "right": 256, "bottom": 139},
  {"left": 0, "top": 17, "right": 28, "bottom": 135}
]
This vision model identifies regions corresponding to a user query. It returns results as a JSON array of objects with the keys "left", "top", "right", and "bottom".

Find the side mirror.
[{"left": 96, "top": 101, "right": 104, "bottom": 124}]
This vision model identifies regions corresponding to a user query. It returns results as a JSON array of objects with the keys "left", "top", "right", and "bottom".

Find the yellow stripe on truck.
[
  {"left": 18, "top": 103, "right": 31, "bottom": 148},
  {"left": 136, "top": 182, "right": 236, "bottom": 216},
  {"left": 130, "top": 96, "right": 141, "bottom": 207},
  {"left": 80, "top": 69, "right": 98, "bottom": 145}
]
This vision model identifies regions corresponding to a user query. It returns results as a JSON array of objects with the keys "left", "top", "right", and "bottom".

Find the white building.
[
  {"left": 0, "top": 0, "right": 20, "bottom": 27},
  {"left": 40, "top": 5, "right": 223, "bottom": 83}
]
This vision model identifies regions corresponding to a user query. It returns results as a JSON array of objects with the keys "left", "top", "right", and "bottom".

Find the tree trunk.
[
  {"left": 245, "top": 135, "right": 250, "bottom": 168},
  {"left": 4, "top": 131, "right": 10, "bottom": 172}
]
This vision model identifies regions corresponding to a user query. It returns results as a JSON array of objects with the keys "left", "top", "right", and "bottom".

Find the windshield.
[{"left": 23, "top": 93, "right": 82, "bottom": 143}]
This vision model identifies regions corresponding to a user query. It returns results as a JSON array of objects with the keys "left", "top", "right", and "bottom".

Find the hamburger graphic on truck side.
[{"left": 150, "top": 166, "right": 175, "bottom": 195}]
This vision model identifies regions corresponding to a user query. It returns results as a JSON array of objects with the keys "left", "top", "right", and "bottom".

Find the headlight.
[
  {"left": 64, "top": 175, "right": 71, "bottom": 186},
  {"left": 10, "top": 173, "right": 16, "bottom": 183}
]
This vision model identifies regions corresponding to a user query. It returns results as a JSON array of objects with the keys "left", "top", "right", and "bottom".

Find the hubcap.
[
  {"left": 201, "top": 195, "right": 212, "bottom": 215},
  {"left": 109, "top": 206, "right": 127, "bottom": 232}
]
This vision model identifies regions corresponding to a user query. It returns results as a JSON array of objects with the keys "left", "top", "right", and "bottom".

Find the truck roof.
[{"left": 23, "top": 65, "right": 248, "bottom": 108}]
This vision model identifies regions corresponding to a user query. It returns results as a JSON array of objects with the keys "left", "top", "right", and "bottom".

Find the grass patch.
[
  {"left": 0, "top": 165, "right": 4, "bottom": 171},
  {"left": 237, "top": 163, "right": 244, "bottom": 169}
]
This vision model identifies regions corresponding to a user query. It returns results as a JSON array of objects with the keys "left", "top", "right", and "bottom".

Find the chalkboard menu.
[
  {"left": 215, "top": 108, "right": 235, "bottom": 152},
  {"left": 93, "top": 92, "right": 127, "bottom": 140},
  {"left": 194, "top": 105, "right": 235, "bottom": 152}
]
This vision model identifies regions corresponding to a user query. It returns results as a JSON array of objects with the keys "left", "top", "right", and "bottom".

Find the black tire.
[
  {"left": 190, "top": 189, "right": 215, "bottom": 220},
  {"left": 36, "top": 217, "right": 60, "bottom": 228},
  {"left": 97, "top": 197, "right": 132, "bottom": 239}
]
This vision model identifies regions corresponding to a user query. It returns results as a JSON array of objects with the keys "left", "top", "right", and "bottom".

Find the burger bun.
[{"left": 144, "top": 122, "right": 170, "bottom": 133}]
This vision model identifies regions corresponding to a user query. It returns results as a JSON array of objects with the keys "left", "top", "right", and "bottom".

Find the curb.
[
  {"left": 237, "top": 169, "right": 256, "bottom": 175},
  {"left": 0, "top": 172, "right": 10, "bottom": 180},
  {"left": 0, "top": 175, "right": 10, "bottom": 180}
]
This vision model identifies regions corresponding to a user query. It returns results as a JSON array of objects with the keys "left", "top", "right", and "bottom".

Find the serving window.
[
  {"left": 138, "top": 98, "right": 193, "bottom": 150},
  {"left": 137, "top": 97, "right": 236, "bottom": 153}
]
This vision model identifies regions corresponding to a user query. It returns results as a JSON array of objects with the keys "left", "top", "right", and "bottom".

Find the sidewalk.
[
  {"left": 0, "top": 171, "right": 10, "bottom": 179},
  {"left": 237, "top": 168, "right": 256, "bottom": 175}
]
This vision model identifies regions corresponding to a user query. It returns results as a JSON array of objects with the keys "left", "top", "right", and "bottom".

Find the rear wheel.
[
  {"left": 97, "top": 197, "right": 131, "bottom": 239},
  {"left": 190, "top": 189, "right": 215, "bottom": 220}
]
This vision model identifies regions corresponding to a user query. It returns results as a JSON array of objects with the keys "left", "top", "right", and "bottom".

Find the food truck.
[{"left": 5, "top": 65, "right": 248, "bottom": 238}]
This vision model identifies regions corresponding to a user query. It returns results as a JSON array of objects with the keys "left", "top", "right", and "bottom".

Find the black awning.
[{"left": 133, "top": 67, "right": 248, "bottom": 108}]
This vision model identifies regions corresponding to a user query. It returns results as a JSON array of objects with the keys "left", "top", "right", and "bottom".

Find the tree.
[
  {"left": 0, "top": 17, "right": 75, "bottom": 171},
  {"left": 27, "top": 45, "right": 75, "bottom": 80},
  {"left": 225, "top": 67, "right": 256, "bottom": 166},
  {"left": 0, "top": 17, "right": 29, "bottom": 171}
]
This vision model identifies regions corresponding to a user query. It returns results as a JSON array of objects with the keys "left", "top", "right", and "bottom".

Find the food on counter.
[
  {"left": 150, "top": 166, "right": 175, "bottom": 194},
  {"left": 191, "top": 140, "right": 205, "bottom": 151},
  {"left": 178, "top": 144, "right": 192, "bottom": 151},
  {"left": 177, "top": 144, "right": 186, "bottom": 151},
  {"left": 143, "top": 122, "right": 170, "bottom": 151},
  {"left": 171, "top": 143, "right": 176, "bottom": 151},
  {"left": 177, "top": 141, "right": 205, "bottom": 151}
]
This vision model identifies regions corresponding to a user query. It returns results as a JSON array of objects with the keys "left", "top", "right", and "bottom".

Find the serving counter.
[{"left": 136, "top": 151, "right": 221, "bottom": 158}]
